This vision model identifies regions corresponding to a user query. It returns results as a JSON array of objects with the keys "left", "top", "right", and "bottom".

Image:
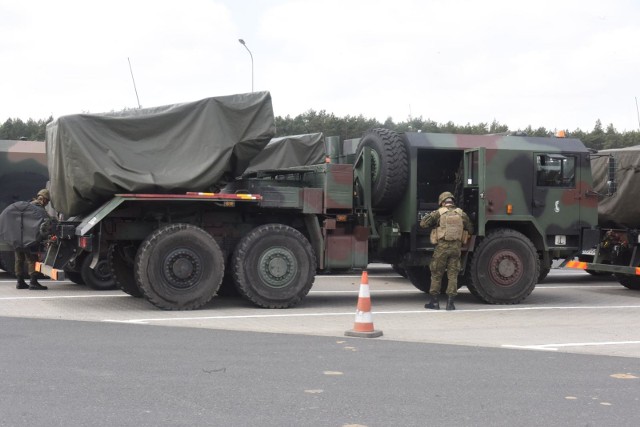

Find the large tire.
[
  {"left": 460, "top": 261, "right": 480, "bottom": 297},
  {"left": 405, "top": 265, "right": 453, "bottom": 294},
  {"left": 391, "top": 264, "right": 407, "bottom": 278},
  {"left": 135, "top": 224, "right": 224, "bottom": 310},
  {"left": 615, "top": 274, "right": 640, "bottom": 290},
  {"left": 356, "top": 128, "right": 409, "bottom": 210},
  {"left": 108, "top": 243, "right": 143, "bottom": 297},
  {"left": 216, "top": 257, "right": 241, "bottom": 297},
  {"left": 538, "top": 256, "right": 551, "bottom": 283},
  {"left": 232, "top": 224, "right": 316, "bottom": 308},
  {"left": 469, "top": 229, "right": 539, "bottom": 304},
  {"left": 65, "top": 270, "right": 85, "bottom": 285},
  {"left": 80, "top": 254, "right": 117, "bottom": 290}
]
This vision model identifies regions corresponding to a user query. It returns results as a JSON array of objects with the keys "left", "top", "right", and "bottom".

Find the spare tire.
[{"left": 356, "top": 128, "right": 409, "bottom": 210}]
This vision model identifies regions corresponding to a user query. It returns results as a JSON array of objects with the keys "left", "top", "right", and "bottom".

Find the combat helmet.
[
  {"left": 438, "top": 191, "right": 455, "bottom": 206},
  {"left": 37, "top": 189, "right": 50, "bottom": 200}
]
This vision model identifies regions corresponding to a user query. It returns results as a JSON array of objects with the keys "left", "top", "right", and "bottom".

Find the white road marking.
[
  {"left": 502, "top": 341, "right": 640, "bottom": 351},
  {"left": 0, "top": 294, "right": 128, "bottom": 301},
  {"left": 103, "top": 304, "right": 640, "bottom": 324}
]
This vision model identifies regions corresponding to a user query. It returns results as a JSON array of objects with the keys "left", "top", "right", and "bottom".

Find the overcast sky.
[{"left": 2, "top": 0, "right": 639, "bottom": 132}]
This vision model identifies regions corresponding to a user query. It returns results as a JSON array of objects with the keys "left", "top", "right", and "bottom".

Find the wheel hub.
[
  {"left": 164, "top": 249, "right": 200, "bottom": 289},
  {"left": 488, "top": 250, "right": 523, "bottom": 286},
  {"left": 259, "top": 247, "right": 297, "bottom": 288},
  {"left": 95, "top": 260, "right": 112, "bottom": 281}
]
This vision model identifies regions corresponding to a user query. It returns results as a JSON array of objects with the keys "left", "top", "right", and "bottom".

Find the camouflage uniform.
[
  {"left": 14, "top": 189, "right": 50, "bottom": 290},
  {"left": 419, "top": 192, "right": 473, "bottom": 310}
]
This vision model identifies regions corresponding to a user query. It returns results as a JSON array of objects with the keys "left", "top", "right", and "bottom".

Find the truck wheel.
[
  {"left": 135, "top": 224, "right": 224, "bottom": 310},
  {"left": 460, "top": 264, "right": 480, "bottom": 297},
  {"left": 405, "top": 266, "right": 452, "bottom": 294},
  {"left": 108, "top": 243, "right": 143, "bottom": 297},
  {"left": 615, "top": 274, "right": 640, "bottom": 290},
  {"left": 80, "top": 254, "right": 117, "bottom": 290},
  {"left": 65, "top": 270, "right": 85, "bottom": 285},
  {"left": 538, "top": 257, "right": 551, "bottom": 283},
  {"left": 356, "top": 128, "right": 409, "bottom": 210},
  {"left": 470, "top": 229, "right": 539, "bottom": 304},
  {"left": 391, "top": 264, "right": 407, "bottom": 278},
  {"left": 232, "top": 224, "right": 316, "bottom": 308},
  {"left": 216, "top": 257, "right": 241, "bottom": 297}
]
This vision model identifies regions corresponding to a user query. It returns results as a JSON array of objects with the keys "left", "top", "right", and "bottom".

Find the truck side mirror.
[{"left": 607, "top": 155, "right": 616, "bottom": 196}]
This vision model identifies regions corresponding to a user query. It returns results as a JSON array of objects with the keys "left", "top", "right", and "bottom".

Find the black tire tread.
[
  {"left": 615, "top": 274, "right": 640, "bottom": 290},
  {"left": 357, "top": 128, "right": 409, "bottom": 210},
  {"left": 232, "top": 224, "right": 316, "bottom": 308},
  {"left": 470, "top": 229, "right": 539, "bottom": 304},
  {"left": 81, "top": 254, "right": 117, "bottom": 290},
  {"left": 108, "top": 244, "right": 143, "bottom": 297},
  {"left": 135, "top": 223, "right": 224, "bottom": 310}
]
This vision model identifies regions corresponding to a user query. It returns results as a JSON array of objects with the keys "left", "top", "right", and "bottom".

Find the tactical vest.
[{"left": 434, "top": 207, "right": 464, "bottom": 242}]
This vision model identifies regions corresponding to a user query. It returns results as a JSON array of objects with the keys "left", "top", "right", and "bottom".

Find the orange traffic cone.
[{"left": 345, "top": 271, "right": 383, "bottom": 338}]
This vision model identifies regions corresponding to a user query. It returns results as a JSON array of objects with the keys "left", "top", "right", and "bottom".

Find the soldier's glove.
[{"left": 38, "top": 218, "right": 57, "bottom": 240}]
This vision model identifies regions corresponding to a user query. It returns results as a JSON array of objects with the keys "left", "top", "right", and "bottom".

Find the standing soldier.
[
  {"left": 419, "top": 191, "right": 473, "bottom": 310},
  {"left": 14, "top": 189, "right": 51, "bottom": 290}
]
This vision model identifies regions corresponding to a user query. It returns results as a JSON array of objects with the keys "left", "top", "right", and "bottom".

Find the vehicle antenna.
[{"left": 128, "top": 57, "right": 142, "bottom": 109}]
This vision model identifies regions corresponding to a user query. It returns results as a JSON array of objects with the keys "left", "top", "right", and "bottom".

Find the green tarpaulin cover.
[
  {"left": 591, "top": 145, "right": 640, "bottom": 228},
  {"left": 47, "top": 92, "right": 275, "bottom": 217}
]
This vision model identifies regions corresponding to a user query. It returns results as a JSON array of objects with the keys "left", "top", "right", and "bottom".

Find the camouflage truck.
[
  {"left": 0, "top": 139, "right": 116, "bottom": 289},
  {"left": 565, "top": 146, "right": 640, "bottom": 289},
  {"left": 350, "top": 129, "right": 598, "bottom": 303},
  {"left": 35, "top": 87, "right": 602, "bottom": 309},
  {"left": 0, "top": 139, "right": 49, "bottom": 275}
]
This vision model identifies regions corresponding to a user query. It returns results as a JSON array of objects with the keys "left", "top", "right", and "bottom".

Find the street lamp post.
[{"left": 238, "top": 38, "right": 254, "bottom": 92}]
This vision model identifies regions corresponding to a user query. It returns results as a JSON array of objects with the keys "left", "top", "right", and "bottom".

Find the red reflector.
[{"left": 79, "top": 236, "right": 91, "bottom": 249}]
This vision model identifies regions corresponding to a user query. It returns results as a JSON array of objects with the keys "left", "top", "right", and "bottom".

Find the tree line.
[
  {"left": 0, "top": 117, "right": 52, "bottom": 141},
  {"left": 275, "top": 110, "right": 640, "bottom": 150},
  {"left": 2, "top": 113, "right": 639, "bottom": 151}
]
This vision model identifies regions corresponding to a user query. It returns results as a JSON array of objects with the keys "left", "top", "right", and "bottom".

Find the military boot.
[
  {"left": 16, "top": 276, "right": 29, "bottom": 289},
  {"left": 446, "top": 296, "right": 456, "bottom": 311},
  {"left": 424, "top": 294, "right": 440, "bottom": 310},
  {"left": 28, "top": 274, "right": 47, "bottom": 290}
]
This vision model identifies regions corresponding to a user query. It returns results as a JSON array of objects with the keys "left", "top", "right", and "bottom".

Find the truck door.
[
  {"left": 463, "top": 148, "right": 486, "bottom": 236},
  {"left": 532, "top": 153, "right": 581, "bottom": 243}
]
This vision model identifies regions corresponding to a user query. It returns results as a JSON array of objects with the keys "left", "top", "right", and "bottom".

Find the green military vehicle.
[
  {"left": 0, "top": 139, "right": 116, "bottom": 289},
  {"left": 351, "top": 128, "right": 598, "bottom": 303},
  {"left": 0, "top": 139, "right": 49, "bottom": 275},
  {"left": 566, "top": 146, "right": 640, "bottom": 289},
  {"left": 37, "top": 91, "right": 602, "bottom": 310}
]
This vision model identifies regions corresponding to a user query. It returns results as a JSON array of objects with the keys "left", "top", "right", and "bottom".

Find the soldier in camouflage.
[
  {"left": 15, "top": 189, "right": 50, "bottom": 290},
  {"left": 419, "top": 191, "right": 473, "bottom": 310}
]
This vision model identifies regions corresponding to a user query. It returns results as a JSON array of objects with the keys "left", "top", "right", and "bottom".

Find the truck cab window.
[{"left": 536, "top": 154, "right": 576, "bottom": 187}]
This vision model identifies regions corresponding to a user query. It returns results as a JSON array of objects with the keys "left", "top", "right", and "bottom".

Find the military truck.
[
  {"left": 0, "top": 139, "right": 116, "bottom": 289},
  {"left": 35, "top": 91, "right": 604, "bottom": 310},
  {"left": 565, "top": 146, "right": 640, "bottom": 290},
  {"left": 0, "top": 139, "right": 49, "bottom": 275}
]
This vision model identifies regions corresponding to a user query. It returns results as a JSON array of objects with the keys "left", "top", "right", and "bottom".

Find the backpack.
[{"left": 430, "top": 207, "right": 464, "bottom": 243}]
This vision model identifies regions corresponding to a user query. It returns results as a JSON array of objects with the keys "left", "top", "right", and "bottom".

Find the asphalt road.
[{"left": 1, "top": 266, "right": 640, "bottom": 426}]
